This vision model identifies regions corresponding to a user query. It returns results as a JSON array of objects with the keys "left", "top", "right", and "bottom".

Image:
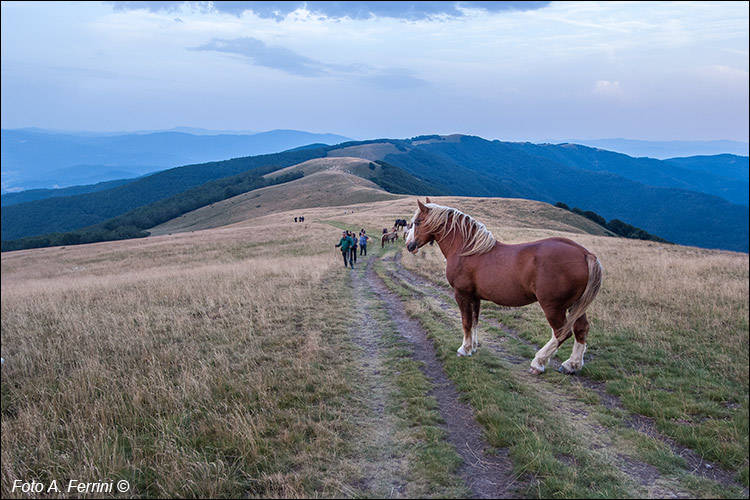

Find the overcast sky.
[{"left": 1, "top": 1, "right": 748, "bottom": 142}]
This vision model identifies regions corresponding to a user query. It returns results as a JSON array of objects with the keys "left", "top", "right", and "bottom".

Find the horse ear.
[
  {"left": 425, "top": 197, "right": 432, "bottom": 204},
  {"left": 417, "top": 199, "right": 429, "bottom": 213}
]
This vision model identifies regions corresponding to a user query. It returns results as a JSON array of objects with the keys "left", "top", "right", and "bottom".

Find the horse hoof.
[
  {"left": 529, "top": 367, "right": 543, "bottom": 375},
  {"left": 558, "top": 365, "right": 576, "bottom": 375}
]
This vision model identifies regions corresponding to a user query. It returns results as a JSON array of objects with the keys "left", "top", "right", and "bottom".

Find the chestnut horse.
[{"left": 405, "top": 198, "right": 603, "bottom": 375}]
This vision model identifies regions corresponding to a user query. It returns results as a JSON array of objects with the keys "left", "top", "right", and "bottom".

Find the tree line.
[
  {"left": 1, "top": 171, "right": 303, "bottom": 252},
  {"left": 554, "top": 202, "right": 671, "bottom": 243}
]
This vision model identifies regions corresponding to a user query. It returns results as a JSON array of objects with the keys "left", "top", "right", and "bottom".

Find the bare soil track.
[
  {"left": 343, "top": 248, "right": 746, "bottom": 498},
  {"left": 359, "top": 255, "right": 519, "bottom": 499}
]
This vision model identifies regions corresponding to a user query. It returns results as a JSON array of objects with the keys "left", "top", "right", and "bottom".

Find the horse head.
[{"left": 406, "top": 198, "right": 435, "bottom": 254}]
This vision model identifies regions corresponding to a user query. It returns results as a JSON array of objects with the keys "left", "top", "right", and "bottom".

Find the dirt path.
[
  {"left": 383, "top": 251, "right": 744, "bottom": 493},
  {"left": 353, "top": 255, "right": 520, "bottom": 499},
  {"left": 345, "top": 267, "right": 410, "bottom": 498}
]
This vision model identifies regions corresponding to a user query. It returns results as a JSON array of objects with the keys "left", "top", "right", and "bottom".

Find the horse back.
[{"left": 457, "top": 238, "right": 593, "bottom": 308}]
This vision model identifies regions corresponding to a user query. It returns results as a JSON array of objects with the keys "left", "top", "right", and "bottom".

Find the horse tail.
[{"left": 559, "top": 253, "right": 603, "bottom": 339}]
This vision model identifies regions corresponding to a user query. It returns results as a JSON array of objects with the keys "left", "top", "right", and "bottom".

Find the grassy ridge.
[{"left": 2, "top": 196, "right": 747, "bottom": 498}]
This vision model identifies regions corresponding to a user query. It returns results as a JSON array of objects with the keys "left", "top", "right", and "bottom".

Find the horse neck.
[{"left": 434, "top": 225, "right": 465, "bottom": 260}]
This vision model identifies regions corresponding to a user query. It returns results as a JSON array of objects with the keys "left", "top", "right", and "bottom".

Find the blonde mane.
[{"left": 414, "top": 203, "right": 496, "bottom": 256}]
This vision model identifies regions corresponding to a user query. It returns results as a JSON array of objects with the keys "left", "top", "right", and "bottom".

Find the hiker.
[
  {"left": 359, "top": 230, "right": 370, "bottom": 256},
  {"left": 335, "top": 231, "right": 354, "bottom": 269},
  {"left": 350, "top": 231, "right": 358, "bottom": 264}
]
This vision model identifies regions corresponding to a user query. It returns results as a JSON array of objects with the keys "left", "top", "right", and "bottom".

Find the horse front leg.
[{"left": 455, "top": 292, "right": 477, "bottom": 357}]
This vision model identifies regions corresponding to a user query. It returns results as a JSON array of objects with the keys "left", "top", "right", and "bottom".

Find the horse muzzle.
[{"left": 406, "top": 241, "right": 418, "bottom": 254}]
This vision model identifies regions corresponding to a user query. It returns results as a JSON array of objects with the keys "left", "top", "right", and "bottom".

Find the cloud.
[
  {"left": 109, "top": 1, "right": 551, "bottom": 20},
  {"left": 593, "top": 80, "right": 625, "bottom": 98},
  {"left": 193, "top": 37, "right": 429, "bottom": 88},
  {"left": 193, "top": 37, "right": 328, "bottom": 77}
]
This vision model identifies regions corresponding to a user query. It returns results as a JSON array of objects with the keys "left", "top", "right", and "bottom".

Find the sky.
[{"left": 1, "top": 1, "right": 748, "bottom": 142}]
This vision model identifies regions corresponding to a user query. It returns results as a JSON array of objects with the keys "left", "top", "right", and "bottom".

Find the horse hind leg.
[
  {"left": 559, "top": 314, "right": 589, "bottom": 375},
  {"left": 471, "top": 299, "right": 480, "bottom": 354},
  {"left": 530, "top": 308, "right": 570, "bottom": 375},
  {"left": 455, "top": 293, "right": 476, "bottom": 357}
]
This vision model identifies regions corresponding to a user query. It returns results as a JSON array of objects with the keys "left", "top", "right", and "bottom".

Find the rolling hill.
[
  {"left": 149, "top": 159, "right": 612, "bottom": 238},
  {"left": 2, "top": 135, "right": 747, "bottom": 253},
  {"left": 149, "top": 158, "right": 405, "bottom": 235},
  {"left": 363, "top": 136, "right": 748, "bottom": 252}
]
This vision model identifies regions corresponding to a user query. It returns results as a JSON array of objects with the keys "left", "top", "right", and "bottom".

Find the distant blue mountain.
[
  {"left": 1, "top": 128, "right": 351, "bottom": 193},
  {"left": 512, "top": 143, "right": 748, "bottom": 206},
  {"left": 665, "top": 154, "right": 749, "bottom": 182},
  {"left": 1, "top": 179, "right": 137, "bottom": 207},
  {"left": 558, "top": 138, "right": 749, "bottom": 160},
  {"left": 379, "top": 136, "right": 747, "bottom": 252}
]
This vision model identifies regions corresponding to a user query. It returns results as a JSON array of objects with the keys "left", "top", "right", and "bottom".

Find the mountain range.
[
  {"left": 1, "top": 133, "right": 747, "bottom": 253},
  {"left": 559, "top": 138, "right": 749, "bottom": 160},
  {"left": 1, "top": 128, "right": 351, "bottom": 194}
]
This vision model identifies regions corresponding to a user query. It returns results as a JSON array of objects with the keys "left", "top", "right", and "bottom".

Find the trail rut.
[{"left": 353, "top": 255, "right": 519, "bottom": 499}]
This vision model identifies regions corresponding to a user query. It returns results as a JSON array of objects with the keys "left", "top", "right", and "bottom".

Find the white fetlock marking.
[
  {"left": 530, "top": 358, "right": 545, "bottom": 373},
  {"left": 471, "top": 324, "right": 478, "bottom": 353},
  {"left": 457, "top": 345, "right": 471, "bottom": 357},
  {"left": 564, "top": 340, "right": 587, "bottom": 372},
  {"left": 532, "top": 330, "right": 559, "bottom": 371}
]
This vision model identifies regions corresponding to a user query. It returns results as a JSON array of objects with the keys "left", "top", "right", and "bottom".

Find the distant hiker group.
[
  {"left": 335, "top": 219, "right": 410, "bottom": 269},
  {"left": 335, "top": 229, "right": 371, "bottom": 269}
]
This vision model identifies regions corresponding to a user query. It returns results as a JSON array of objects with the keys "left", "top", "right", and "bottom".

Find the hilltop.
[
  {"left": 149, "top": 158, "right": 404, "bottom": 235},
  {"left": 150, "top": 163, "right": 613, "bottom": 238}
]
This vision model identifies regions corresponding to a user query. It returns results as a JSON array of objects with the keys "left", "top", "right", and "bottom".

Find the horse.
[
  {"left": 381, "top": 231, "right": 399, "bottom": 248},
  {"left": 394, "top": 219, "right": 408, "bottom": 230},
  {"left": 405, "top": 198, "right": 603, "bottom": 375}
]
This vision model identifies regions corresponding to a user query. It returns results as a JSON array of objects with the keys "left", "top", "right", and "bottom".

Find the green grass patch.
[
  {"left": 481, "top": 294, "right": 749, "bottom": 486},
  {"left": 375, "top": 264, "right": 635, "bottom": 498}
]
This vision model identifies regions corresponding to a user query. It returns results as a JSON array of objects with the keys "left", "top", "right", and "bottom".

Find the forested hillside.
[
  {"left": 379, "top": 136, "right": 749, "bottom": 252},
  {"left": 2, "top": 135, "right": 747, "bottom": 253}
]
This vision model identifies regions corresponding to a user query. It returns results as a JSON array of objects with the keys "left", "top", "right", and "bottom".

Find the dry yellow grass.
[
  {"left": 1, "top": 213, "right": 360, "bottom": 498},
  {"left": 2, "top": 187, "right": 748, "bottom": 496}
]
